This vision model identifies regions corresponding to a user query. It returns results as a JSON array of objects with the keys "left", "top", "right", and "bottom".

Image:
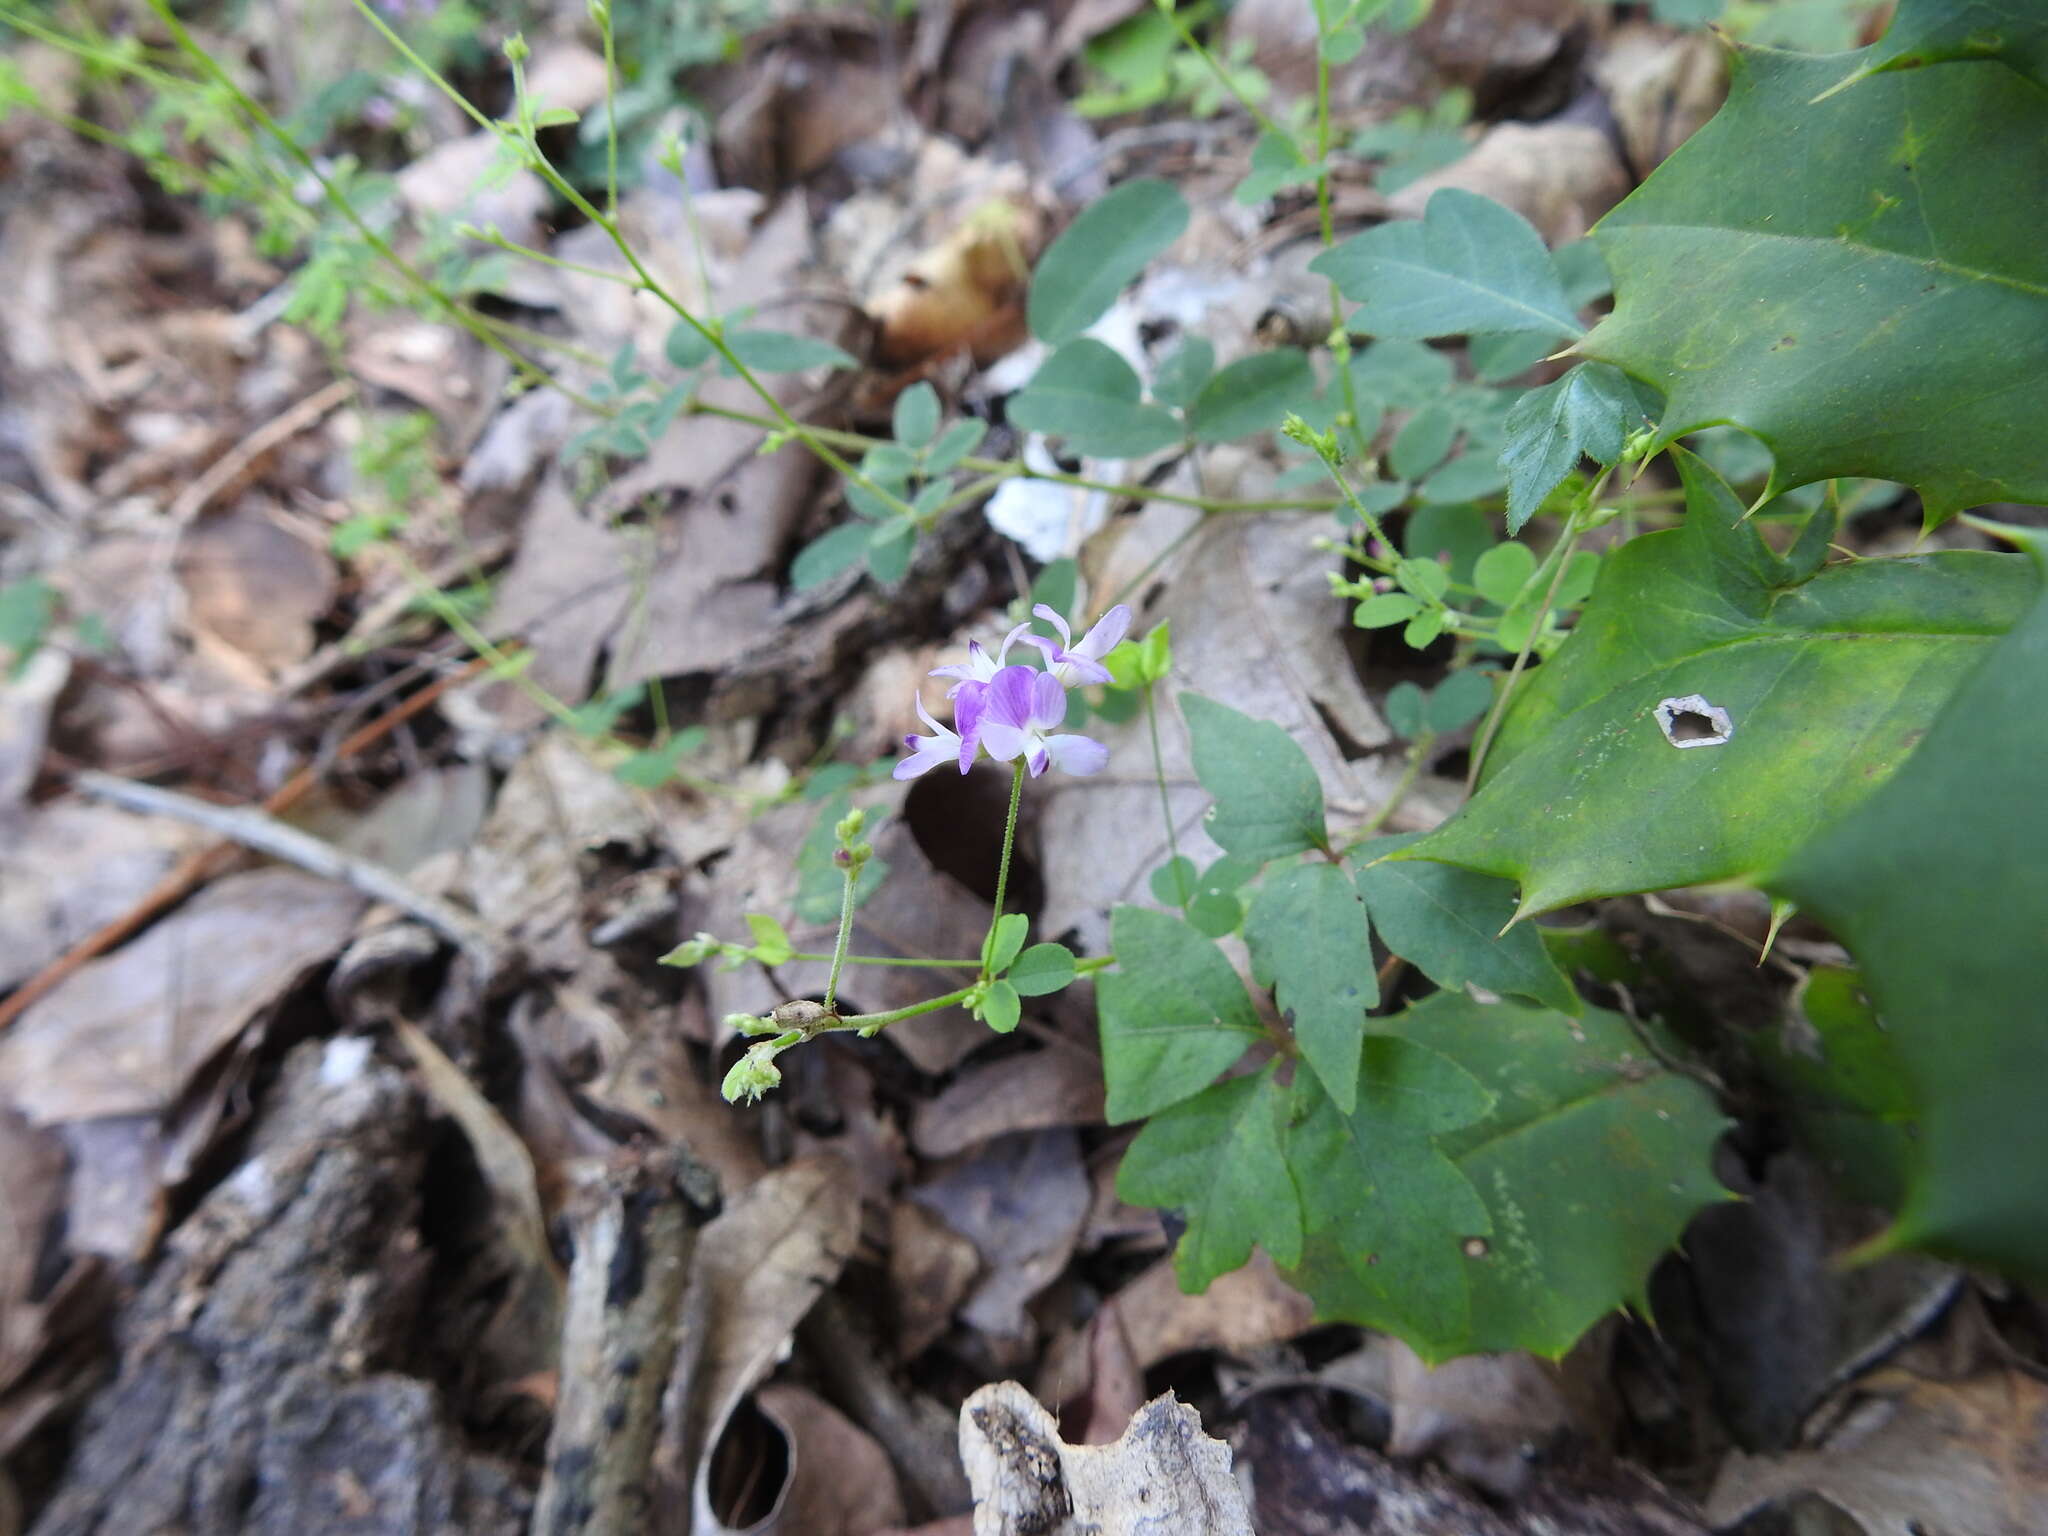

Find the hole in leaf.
[{"left": 1655, "top": 694, "right": 1734, "bottom": 749}]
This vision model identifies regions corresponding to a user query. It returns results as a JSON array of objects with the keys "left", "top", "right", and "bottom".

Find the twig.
[
  {"left": 533, "top": 1146, "right": 720, "bottom": 1536},
  {"left": 68, "top": 769, "right": 501, "bottom": 964},
  {"left": 0, "top": 655, "right": 494, "bottom": 1031},
  {"left": 165, "top": 378, "right": 356, "bottom": 526}
]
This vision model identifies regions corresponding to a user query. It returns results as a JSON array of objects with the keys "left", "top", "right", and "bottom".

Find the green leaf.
[
  {"left": 1472, "top": 542, "right": 1536, "bottom": 608},
  {"left": 1188, "top": 349, "right": 1317, "bottom": 443},
  {"left": 984, "top": 911, "right": 1029, "bottom": 974},
  {"left": 1150, "top": 855, "right": 1197, "bottom": 906},
  {"left": 1118, "top": 1069, "right": 1301, "bottom": 1290},
  {"left": 1152, "top": 335, "right": 1216, "bottom": 410},
  {"left": 892, "top": 382, "right": 940, "bottom": 448},
  {"left": 1237, "top": 129, "right": 1320, "bottom": 204},
  {"left": 1771, "top": 522, "right": 2048, "bottom": 1278},
  {"left": 1188, "top": 890, "right": 1242, "bottom": 937},
  {"left": 1009, "top": 942, "right": 1078, "bottom": 997},
  {"left": 1244, "top": 863, "right": 1376, "bottom": 1112},
  {"left": 1182, "top": 693, "right": 1328, "bottom": 861},
  {"left": 745, "top": 912, "right": 795, "bottom": 965},
  {"left": 790, "top": 522, "right": 871, "bottom": 591},
  {"left": 1285, "top": 1041, "right": 1495, "bottom": 1361},
  {"left": 1353, "top": 593, "right": 1422, "bottom": 629},
  {"left": 1028, "top": 178, "right": 1191, "bottom": 344},
  {"left": 1425, "top": 669, "right": 1494, "bottom": 733},
  {"left": 0, "top": 576, "right": 56, "bottom": 671},
  {"left": 1824, "top": 0, "right": 2048, "bottom": 95},
  {"left": 924, "top": 417, "right": 988, "bottom": 473},
  {"left": 1404, "top": 451, "right": 2035, "bottom": 914},
  {"left": 613, "top": 727, "right": 708, "bottom": 789},
  {"left": 664, "top": 319, "right": 713, "bottom": 370},
  {"left": 866, "top": 522, "right": 915, "bottom": 585},
  {"left": 980, "top": 980, "right": 1022, "bottom": 1034},
  {"left": 725, "top": 328, "right": 858, "bottom": 373},
  {"left": 1381, "top": 993, "right": 1730, "bottom": 1357},
  {"left": 1385, "top": 681, "right": 1426, "bottom": 739},
  {"left": 1353, "top": 834, "right": 1580, "bottom": 1015},
  {"left": 1751, "top": 966, "right": 1915, "bottom": 1209},
  {"left": 1499, "top": 363, "right": 1652, "bottom": 534},
  {"left": 1584, "top": 38, "right": 2048, "bottom": 521},
  {"left": 1313, "top": 188, "right": 1583, "bottom": 341},
  {"left": 1097, "top": 906, "right": 1266, "bottom": 1122},
  {"left": 1007, "top": 339, "right": 1184, "bottom": 460},
  {"left": 1389, "top": 403, "right": 1456, "bottom": 480}
]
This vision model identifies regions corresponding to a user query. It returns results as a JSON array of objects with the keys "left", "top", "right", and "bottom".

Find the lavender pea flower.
[
  {"left": 893, "top": 696, "right": 969, "bottom": 781},
  {"left": 977, "top": 665, "right": 1109, "bottom": 778},
  {"left": 1033, "top": 603, "right": 1130, "bottom": 687}
]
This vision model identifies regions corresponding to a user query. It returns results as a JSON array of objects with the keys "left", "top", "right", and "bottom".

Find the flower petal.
[
  {"left": 1026, "top": 742, "right": 1051, "bottom": 777},
  {"left": 986, "top": 665, "right": 1042, "bottom": 730},
  {"left": 894, "top": 736, "right": 953, "bottom": 779},
  {"left": 1074, "top": 604, "right": 1131, "bottom": 660},
  {"left": 1031, "top": 604, "right": 1074, "bottom": 649},
  {"left": 1044, "top": 733, "right": 1110, "bottom": 776},
  {"left": 978, "top": 722, "right": 1029, "bottom": 763},
  {"left": 1028, "top": 669, "right": 1068, "bottom": 731}
]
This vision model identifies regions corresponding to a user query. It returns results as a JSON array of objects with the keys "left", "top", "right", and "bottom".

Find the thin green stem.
[
  {"left": 597, "top": 1, "right": 619, "bottom": 221},
  {"left": 983, "top": 761, "right": 1027, "bottom": 977},
  {"left": 1466, "top": 504, "right": 1592, "bottom": 790},
  {"left": 1350, "top": 729, "right": 1434, "bottom": 847},
  {"left": 822, "top": 864, "right": 858, "bottom": 1011},
  {"left": 1074, "top": 955, "right": 1116, "bottom": 976},
  {"left": 833, "top": 986, "right": 979, "bottom": 1034},
  {"left": 1154, "top": 1, "right": 1292, "bottom": 143},
  {"left": 789, "top": 951, "right": 983, "bottom": 969},
  {"left": 1143, "top": 685, "right": 1186, "bottom": 909}
]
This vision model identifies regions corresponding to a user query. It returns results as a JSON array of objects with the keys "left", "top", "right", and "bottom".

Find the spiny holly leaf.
[
  {"left": 1825, "top": 0, "right": 2048, "bottom": 95},
  {"left": 1007, "top": 339, "right": 1183, "bottom": 460},
  {"left": 1498, "top": 362, "right": 1656, "bottom": 533},
  {"left": 1585, "top": 37, "right": 2048, "bottom": 522},
  {"left": 1313, "top": 188, "right": 1582, "bottom": 342},
  {"left": 1182, "top": 693, "right": 1328, "bottom": 861},
  {"left": 1028, "top": 178, "right": 1190, "bottom": 345},
  {"left": 1351, "top": 835, "right": 1579, "bottom": 1016},
  {"left": 1403, "top": 450, "right": 2034, "bottom": 915},
  {"left": 1772, "top": 523, "right": 2048, "bottom": 1279},
  {"left": 1244, "top": 862, "right": 1375, "bottom": 1113},
  {"left": 1284, "top": 1039, "right": 1494, "bottom": 1363},
  {"left": 1097, "top": 905, "right": 1266, "bottom": 1123},
  {"left": 1384, "top": 993, "right": 1730, "bottom": 1357},
  {"left": 1117, "top": 1068, "right": 1301, "bottom": 1291}
]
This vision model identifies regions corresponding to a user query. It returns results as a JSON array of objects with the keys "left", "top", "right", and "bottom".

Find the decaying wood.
[
  {"left": 958, "top": 1381, "right": 1254, "bottom": 1536},
  {"left": 531, "top": 1145, "right": 720, "bottom": 1536},
  {"left": 28, "top": 1041, "right": 529, "bottom": 1536}
]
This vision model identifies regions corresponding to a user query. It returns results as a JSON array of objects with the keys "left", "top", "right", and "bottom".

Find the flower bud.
[
  {"left": 723, "top": 1012, "right": 780, "bottom": 1037},
  {"left": 721, "top": 1048, "right": 783, "bottom": 1104}
]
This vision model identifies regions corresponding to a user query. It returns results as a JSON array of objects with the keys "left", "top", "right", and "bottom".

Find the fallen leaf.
[
  {"left": 1388, "top": 122, "right": 1633, "bottom": 245},
  {"left": 702, "top": 1383, "right": 906, "bottom": 1536},
  {"left": 889, "top": 1199, "right": 983, "bottom": 1362},
  {"left": 911, "top": 1046, "right": 1104, "bottom": 1160},
  {"left": 176, "top": 505, "right": 337, "bottom": 676},
  {"left": 911, "top": 1129, "right": 1091, "bottom": 1350},
  {"left": 0, "top": 868, "right": 366, "bottom": 1125}
]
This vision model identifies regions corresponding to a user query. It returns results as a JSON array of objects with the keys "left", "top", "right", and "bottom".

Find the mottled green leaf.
[
  {"left": 1586, "top": 39, "right": 2048, "bottom": 521},
  {"left": 1314, "top": 188, "right": 1581, "bottom": 341},
  {"left": 1383, "top": 993, "right": 1730, "bottom": 1356},
  {"left": 1028, "top": 178, "right": 1190, "bottom": 344},
  {"left": 1118, "top": 1069, "right": 1301, "bottom": 1289},
  {"left": 1098, "top": 906, "right": 1266, "bottom": 1122},
  {"left": 1353, "top": 834, "right": 1579, "bottom": 1015},
  {"left": 1285, "top": 1040, "right": 1494, "bottom": 1362},
  {"left": 1772, "top": 523, "right": 2048, "bottom": 1278},
  {"left": 1182, "top": 693, "right": 1328, "bottom": 860},
  {"left": 1405, "top": 451, "right": 2034, "bottom": 914},
  {"left": 1245, "top": 863, "right": 1376, "bottom": 1112}
]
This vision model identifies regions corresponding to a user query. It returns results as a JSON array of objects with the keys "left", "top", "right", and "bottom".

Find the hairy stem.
[{"left": 983, "top": 761, "right": 1027, "bottom": 977}]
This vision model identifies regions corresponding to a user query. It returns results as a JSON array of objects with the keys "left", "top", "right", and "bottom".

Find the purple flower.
[
  {"left": 929, "top": 621, "right": 1052, "bottom": 692},
  {"left": 1033, "top": 603, "right": 1130, "bottom": 687},
  {"left": 977, "top": 666, "right": 1109, "bottom": 778},
  {"left": 893, "top": 696, "right": 967, "bottom": 780}
]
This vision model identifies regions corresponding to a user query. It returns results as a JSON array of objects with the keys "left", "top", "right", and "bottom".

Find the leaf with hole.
[{"left": 1401, "top": 451, "right": 2035, "bottom": 914}]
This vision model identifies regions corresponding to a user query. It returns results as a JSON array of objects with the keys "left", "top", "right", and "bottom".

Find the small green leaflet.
[
  {"left": 1008, "top": 942, "right": 1077, "bottom": 997},
  {"left": 1006, "top": 339, "right": 1183, "bottom": 460},
  {"left": 1097, "top": 906, "right": 1265, "bottom": 1123},
  {"left": 790, "top": 523, "right": 872, "bottom": 591},
  {"left": 1117, "top": 1069, "right": 1301, "bottom": 1290},
  {"left": 1151, "top": 335, "right": 1215, "bottom": 410},
  {"left": 1028, "top": 178, "right": 1190, "bottom": 345},
  {"left": 1313, "top": 188, "right": 1583, "bottom": 341},
  {"left": 1188, "top": 349, "right": 1317, "bottom": 443},
  {"left": 1181, "top": 693, "right": 1328, "bottom": 861},
  {"left": 1351, "top": 835, "right": 1580, "bottom": 1016},
  {"left": 1243, "top": 863, "right": 1375, "bottom": 1113},
  {"left": 723, "top": 328, "right": 858, "bottom": 373},
  {"left": 892, "top": 382, "right": 940, "bottom": 449},
  {"left": 1498, "top": 363, "right": 1655, "bottom": 533}
]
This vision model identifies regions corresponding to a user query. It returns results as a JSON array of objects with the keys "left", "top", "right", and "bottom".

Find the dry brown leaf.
[
  {"left": 660, "top": 1155, "right": 864, "bottom": 1534},
  {"left": 0, "top": 648, "right": 65, "bottom": 813},
  {"left": 716, "top": 38, "right": 893, "bottom": 192},
  {"left": 1594, "top": 23, "right": 1727, "bottom": 175},
  {"left": 0, "top": 868, "right": 366, "bottom": 1125},
  {"left": 959, "top": 1381, "right": 1254, "bottom": 1536},
  {"left": 295, "top": 763, "right": 492, "bottom": 876},
  {"left": 595, "top": 1025, "right": 770, "bottom": 1198},
  {"left": 0, "top": 1106, "right": 66, "bottom": 1378},
  {"left": 1707, "top": 1369, "right": 2048, "bottom": 1536},
  {"left": 791, "top": 1049, "right": 911, "bottom": 1208},
  {"left": 889, "top": 1199, "right": 983, "bottom": 1363},
  {"left": 910, "top": 1128, "right": 1090, "bottom": 1351},
  {"left": 911, "top": 1047, "right": 1104, "bottom": 1160},
  {"left": 704, "top": 1383, "right": 908, "bottom": 1536},
  {"left": 176, "top": 505, "right": 337, "bottom": 676},
  {"left": 1097, "top": 1252, "right": 1312, "bottom": 1373},
  {"left": 1387, "top": 122, "right": 1632, "bottom": 245}
]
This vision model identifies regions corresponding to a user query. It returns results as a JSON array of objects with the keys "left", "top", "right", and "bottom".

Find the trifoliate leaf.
[{"left": 1499, "top": 362, "right": 1654, "bottom": 533}]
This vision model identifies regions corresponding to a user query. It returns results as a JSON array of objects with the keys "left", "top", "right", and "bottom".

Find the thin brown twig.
[{"left": 0, "top": 652, "right": 497, "bottom": 1031}]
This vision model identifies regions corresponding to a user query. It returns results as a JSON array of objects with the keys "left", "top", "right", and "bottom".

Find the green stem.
[
  {"left": 821, "top": 863, "right": 858, "bottom": 1011},
  {"left": 1143, "top": 685, "right": 1186, "bottom": 910},
  {"left": 789, "top": 951, "right": 983, "bottom": 969},
  {"left": 833, "top": 986, "right": 979, "bottom": 1034},
  {"left": 982, "top": 761, "right": 1027, "bottom": 977},
  {"left": 1348, "top": 729, "right": 1434, "bottom": 848},
  {"left": 597, "top": 0, "right": 619, "bottom": 221},
  {"left": 1466, "top": 504, "right": 1591, "bottom": 790},
  {"left": 1074, "top": 955, "right": 1117, "bottom": 976}
]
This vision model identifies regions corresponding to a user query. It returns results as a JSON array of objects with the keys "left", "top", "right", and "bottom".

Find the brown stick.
[{"left": 0, "top": 651, "right": 499, "bottom": 1030}]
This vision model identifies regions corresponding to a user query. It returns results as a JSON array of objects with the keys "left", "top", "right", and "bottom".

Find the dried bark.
[{"left": 29, "top": 1041, "right": 529, "bottom": 1536}]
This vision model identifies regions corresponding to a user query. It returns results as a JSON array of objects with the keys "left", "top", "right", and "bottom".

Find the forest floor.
[{"left": 1, "top": 2, "right": 2042, "bottom": 1533}]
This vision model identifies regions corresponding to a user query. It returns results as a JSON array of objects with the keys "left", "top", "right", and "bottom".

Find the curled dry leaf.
[
  {"left": 701, "top": 1383, "right": 907, "bottom": 1536},
  {"left": 959, "top": 1381, "right": 1254, "bottom": 1536},
  {"left": 868, "top": 197, "right": 1043, "bottom": 370}
]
